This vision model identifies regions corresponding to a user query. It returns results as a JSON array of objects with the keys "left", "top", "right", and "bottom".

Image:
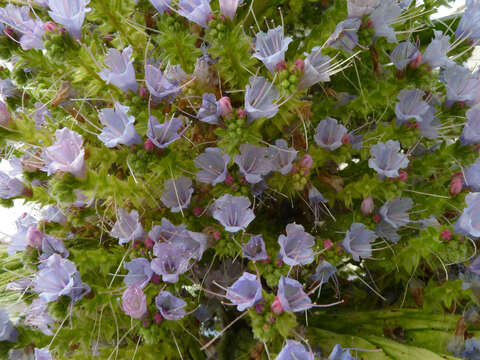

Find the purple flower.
[
  {"left": 47, "top": 0, "right": 90, "bottom": 39},
  {"left": 24, "top": 299, "right": 54, "bottom": 336},
  {"left": 40, "top": 206, "right": 67, "bottom": 225},
  {"left": 0, "top": 5, "right": 44, "bottom": 50},
  {"left": 147, "top": 115, "right": 183, "bottom": 149},
  {"left": 312, "top": 260, "right": 337, "bottom": 285},
  {"left": 219, "top": 0, "right": 243, "bottom": 20},
  {"left": 0, "top": 171, "right": 25, "bottom": 199},
  {"left": 327, "top": 18, "right": 361, "bottom": 52},
  {"left": 242, "top": 234, "right": 269, "bottom": 261},
  {"left": 225, "top": 272, "right": 263, "bottom": 311},
  {"left": 155, "top": 290, "right": 187, "bottom": 320},
  {"left": 40, "top": 234, "right": 69, "bottom": 260},
  {"left": 375, "top": 220, "right": 400, "bottom": 243},
  {"left": 422, "top": 30, "right": 453, "bottom": 69},
  {"left": 35, "top": 348, "right": 53, "bottom": 360},
  {"left": 390, "top": 41, "right": 421, "bottom": 71},
  {"left": 150, "top": 0, "right": 171, "bottom": 14},
  {"left": 268, "top": 139, "right": 297, "bottom": 175},
  {"left": 7, "top": 214, "right": 37, "bottom": 256},
  {"left": 124, "top": 258, "right": 153, "bottom": 288},
  {"left": 456, "top": 0, "right": 480, "bottom": 41},
  {"left": 461, "top": 106, "right": 480, "bottom": 145},
  {"left": 212, "top": 194, "right": 255, "bottom": 232},
  {"left": 276, "top": 276, "right": 312, "bottom": 312},
  {"left": 379, "top": 197, "right": 413, "bottom": 228},
  {"left": 33, "top": 254, "right": 89, "bottom": 302},
  {"left": 368, "top": 140, "right": 409, "bottom": 178},
  {"left": 194, "top": 147, "right": 230, "bottom": 185},
  {"left": 121, "top": 285, "right": 147, "bottom": 319},
  {"left": 244, "top": 76, "right": 280, "bottom": 122},
  {"left": 276, "top": 340, "right": 313, "bottom": 360},
  {"left": 299, "top": 47, "right": 333, "bottom": 90},
  {"left": 395, "top": 88, "right": 430, "bottom": 125},
  {"left": 454, "top": 192, "right": 480, "bottom": 238},
  {"left": 0, "top": 309, "right": 17, "bottom": 342},
  {"left": 42, "top": 128, "right": 86, "bottom": 178},
  {"left": 341, "top": 223, "right": 376, "bottom": 261},
  {"left": 111, "top": 208, "right": 145, "bottom": 245},
  {"left": 253, "top": 26, "right": 292, "bottom": 73},
  {"left": 234, "top": 143, "right": 272, "bottom": 184},
  {"left": 151, "top": 242, "right": 191, "bottom": 283},
  {"left": 160, "top": 176, "right": 193, "bottom": 213},
  {"left": 370, "top": 0, "right": 402, "bottom": 43},
  {"left": 98, "top": 103, "right": 141, "bottom": 148},
  {"left": 145, "top": 64, "right": 181, "bottom": 102},
  {"left": 33, "top": 102, "right": 51, "bottom": 129},
  {"left": 0, "top": 79, "right": 16, "bottom": 98},
  {"left": 197, "top": 93, "right": 221, "bottom": 124},
  {"left": 466, "top": 159, "right": 480, "bottom": 191},
  {"left": 328, "top": 345, "right": 355, "bottom": 360},
  {"left": 418, "top": 109, "right": 440, "bottom": 140},
  {"left": 152, "top": 226, "right": 207, "bottom": 261},
  {"left": 440, "top": 64, "right": 480, "bottom": 107},
  {"left": 99, "top": 46, "right": 138, "bottom": 92},
  {"left": 148, "top": 218, "right": 187, "bottom": 243},
  {"left": 314, "top": 117, "right": 347, "bottom": 151},
  {"left": 347, "top": 0, "right": 378, "bottom": 17},
  {"left": 309, "top": 185, "right": 327, "bottom": 225},
  {"left": 0, "top": 101, "right": 11, "bottom": 126},
  {"left": 278, "top": 223, "right": 315, "bottom": 266},
  {"left": 178, "top": 0, "right": 212, "bottom": 28}
]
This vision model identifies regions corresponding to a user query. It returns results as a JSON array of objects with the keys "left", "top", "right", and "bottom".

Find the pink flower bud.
[
  {"left": 294, "top": 59, "right": 305, "bottom": 72},
  {"left": 275, "top": 61, "right": 287, "bottom": 72},
  {"left": 224, "top": 173, "right": 234, "bottom": 185},
  {"left": 276, "top": 258, "right": 283, "bottom": 267},
  {"left": 193, "top": 207, "right": 203, "bottom": 216},
  {"left": 397, "top": 170, "right": 408, "bottom": 181},
  {"left": 458, "top": 101, "right": 466, "bottom": 108},
  {"left": 409, "top": 52, "right": 422, "bottom": 69},
  {"left": 373, "top": 214, "right": 381, "bottom": 223},
  {"left": 271, "top": 296, "right": 284, "bottom": 314},
  {"left": 152, "top": 274, "right": 161, "bottom": 284},
  {"left": 44, "top": 22, "right": 57, "bottom": 33},
  {"left": 27, "top": 226, "right": 43, "bottom": 249},
  {"left": 299, "top": 154, "right": 313, "bottom": 170},
  {"left": 132, "top": 240, "right": 141, "bottom": 249},
  {"left": 255, "top": 303, "right": 264, "bottom": 314},
  {"left": 440, "top": 229, "right": 452, "bottom": 241},
  {"left": 213, "top": 230, "right": 221, "bottom": 240},
  {"left": 139, "top": 86, "right": 148, "bottom": 98},
  {"left": 144, "top": 139, "right": 155, "bottom": 151},
  {"left": 206, "top": 13, "right": 216, "bottom": 24},
  {"left": 144, "top": 237, "right": 154, "bottom": 249},
  {"left": 449, "top": 177, "right": 463, "bottom": 196},
  {"left": 342, "top": 134, "right": 351, "bottom": 144},
  {"left": 218, "top": 96, "right": 233, "bottom": 117},
  {"left": 237, "top": 109, "right": 246, "bottom": 118},
  {"left": 361, "top": 197, "right": 374, "bottom": 216},
  {"left": 324, "top": 239, "right": 333, "bottom": 250},
  {"left": 154, "top": 312, "right": 163, "bottom": 324},
  {"left": 452, "top": 172, "right": 463, "bottom": 179},
  {"left": 240, "top": 177, "right": 247, "bottom": 185}
]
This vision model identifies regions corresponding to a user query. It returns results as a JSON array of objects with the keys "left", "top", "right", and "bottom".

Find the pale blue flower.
[
  {"left": 98, "top": 103, "right": 141, "bottom": 148},
  {"left": 194, "top": 147, "right": 230, "bottom": 185},
  {"left": 147, "top": 116, "right": 183, "bottom": 149},
  {"left": 253, "top": 26, "right": 292, "bottom": 73},
  {"left": 244, "top": 76, "right": 279, "bottom": 122},
  {"left": 299, "top": 47, "right": 332, "bottom": 89},
  {"left": 422, "top": 30, "right": 454, "bottom": 69},
  {"left": 178, "top": 0, "right": 212, "bottom": 28},
  {"left": 275, "top": 340, "right": 313, "bottom": 360},
  {"left": 278, "top": 223, "right": 315, "bottom": 266},
  {"left": 111, "top": 208, "right": 145, "bottom": 245},
  {"left": 99, "top": 46, "right": 138, "bottom": 92},
  {"left": 235, "top": 144, "right": 272, "bottom": 184},
  {"left": 155, "top": 290, "right": 187, "bottom": 320},
  {"left": 341, "top": 223, "right": 376, "bottom": 261},
  {"left": 268, "top": 139, "right": 297, "bottom": 175},
  {"left": 314, "top": 117, "right": 347, "bottom": 151},
  {"left": 47, "top": 0, "right": 91, "bottom": 39},
  {"left": 328, "top": 18, "right": 361, "bottom": 52},
  {"left": 370, "top": 0, "right": 402, "bottom": 43},
  {"left": 225, "top": 272, "right": 263, "bottom": 311},
  {"left": 276, "top": 276, "right": 312, "bottom": 312},
  {"left": 124, "top": 258, "right": 153, "bottom": 289},
  {"left": 368, "top": 140, "right": 409, "bottom": 178},
  {"left": 160, "top": 176, "right": 193, "bottom": 213},
  {"left": 212, "top": 194, "right": 255, "bottom": 233},
  {"left": 454, "top": 192, "right": 480, "bottom": 238}
]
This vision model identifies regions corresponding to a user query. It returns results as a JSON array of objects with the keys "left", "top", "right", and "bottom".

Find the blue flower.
[
  {"left": 47, "top": 0, "right": 90, "bottom": 39},
  {"left": 160, "top": 176, "right": 194, "bottom": 213},
  {"left": 242, "top": 234, "right": 269, "bottom": 261},
  {"left": 466, "top": 159, "right": 480, "bottom": 191},
  {"left": 328, "top": 344, "right": 355, "bottom": 360},
  {"left": 456, "top": 0, "right": 480, "bottom": 42},
  {"left": 98, "top": 103, "right": 141, "bottom": 148},
  {"left": 275, "top": 340, "right": 313, "bottom": 360},
  {"left": 147, "top": 115, "right": 183, "bottom": 149},
  {"left": 7, "top": 214, "right": 37, "bottom": 256},
  {"left": 314, "top": 117, "right": 347, "bottom": 151},
  {"left": 299, "top": 47, "right": 333, "bottom": 89},
  {"left": 149, "top": 0, "right": 171, "bottom": 14},
  {"left": 111, "top": 208, "right": 146, "bottom": 245},
  {"left": 454, "top": 192, "right": 480, "bottom": 238},
  {"left": 461, "top": 106, "right": 480, "bottom": 145},
  {"left": 278, "top": 223, "right": 315, "bottom": 266},
  {"left": 235, "top": 144, "right": 273, "bottom": 184},
  {"left": 40, "top": 205, "right": 67, "bottom": 225},
  {"left": 145, "top": 64, "right": 182, "bottom": 102},
  {"left": 0, "top": 308, "right": 17, "bottom": 342},
  {"left": 327, "top": 18, "right": 361, "bottom": 52},
  {"left": 253, "top": 26, "right": 293, "bottom": 73},
  {"left": 368, "top": 140, "right": 409, "bottom": 178},
  {"left": 379, "top": 197, "right": 413, "bottom": 229},
  {"left": 312, "top": 260, "right": 337, "bottom": 285},
  {"left": 370, "top": 0, "right": 402, "bottom": 43},
  {"left": 225, "top": 272, "right": 263, "bottom": 311},
  {"left": 155, "top": 291, "right": 187, "bottom": 320},
  {"left": 219, "top": 0, "right": 243, "bottom": 20},
  {"left": 194, "top": 147, "right": 230, "bottom": 185},
  {"left": 268, "top": 139, "right": 297, "bottom": 175},
  {"left": 197, "top": 93, "right": 221, "bottom": 124},
  {"left": 33, "top": 102, "right": 52, "bottom": 129},
  {"left": 124, "top": 258, "right": 153, "bottom": 289},
  {"left": 0, "top": 171, "right": 25, "bottom": 199},
  {"left": 276, "top": 276, "right": 312, "bottom": 313},
  {"left": 24, "top": 299, "right": 54, "bottom": 336},
  {"left": 422, "top": 30, "right": 453, "bottom": 69},
  {"left": 151, "top": 243, "right": 191, "bottom": 283},
  {"left": 347, "top": 0, "right": 378, "bottom": 18},
  {"left": 0, "top": 5, "right": 44, "bottom": 50},
  {"left": 389, "top": 41, "right": 421, "bottom": 70},
  {"left": 148, "top": 218, "right": 187, "bottom": 243},
  {"left": 440, "top": 64, "right": 480, "bottom": 107},
  {"left": 375, "top": 220, "right": 400, "bottom": 243},
  {"left": 178, "top": 0, "right": 212, "bottom": 28},
  {"left": 99, "top": 46, "right": 138, "bottom": 92},
  {"left": 245, "top": 76, "right": 280, "bottom": 122},
  {"left": 212, "top": 194, "right": 255, "bottom": 233},
  {"left": 341, "top": 223, "right": 376, "bottom": 261}
]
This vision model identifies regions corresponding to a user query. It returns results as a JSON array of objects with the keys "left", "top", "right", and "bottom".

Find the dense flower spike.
[
  {"left": 242, "top": 234, "right": 269, "bottom": 261},
  {"left": 197, "top": 93, "right": 221, "bottom": 124},
  {"left": 122, "top": 285, "right": 147, "bottom": 319},
  {"left": 42, "top": 128, "right": 86, "bottom": 178},
  {"left": 225, "top": 272, "right": 263, "bottom": 311},
  {"left": 244, "top": 76, "right": 280, "bottom": 122},
  {"left": 268, "top": 139, "right": 297, "bottom": 175},
  {"left": 160, "top": 176, "right": 194, "bottom": 212},
  {"left": 111, "top": 208, "right": 145, "bottom": 245},
  {"left": 253, "top": 26, "right": 293, "bottom": 73},
  {"left": 274, "top": 276, "right": 313, "bottom": 313},
  {"left": 275, "top": 340, "right": 313, "bottom": 360},
  {"left": 147, "top": 115, "right": 183, "bottom": 149},
  {"left": 454, "top": 192, "right": 480, "bottom": 238},
  {"left": 98, "top": 103, "right": 141, "bottom": 147},
  {"left": 99, "top": 46, "right": 138, "bottom": 92},
  {"left": 47, "top": 0, "right": 90, "bottom": 39},
  {"left": 155, "top": 291, "right": 187, "bottom": 320},
  {"left": 278, "top": 223, "right": 315, "bottom": 266},
  {"left": 314, "top": 117, "right": 348, "bottom": 151},
  {"left": 235, "top": 144, "right": 272, "bottom": 184},
  {"left": 368, "top": 140, "right": 409, "bottom": 178},
  {"left": 341, "top": 223, "right": 377, "bottom": 261},
  {"left": 124, "top": 258, "right": 153, "bottom": 288},
  {"left": 178, "top": 0, "right": 212, "bottom": 28},
  {"left": 195, "top": 147, "right": 230, "bottom": 185},
  {"left": 212, "top": 194, "right": 255, "bottom": 232},
  {"left": 219, "top": 0, "right": 243, "bottom": 20}
]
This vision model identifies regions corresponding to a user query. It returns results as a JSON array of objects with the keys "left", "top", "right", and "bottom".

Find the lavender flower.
[
  {"left": 98, "top": 103, "right": 141, "bottom": 148},
  {"left": 395, "top": 88, "right": 430, "bottom": 125},
  {"left": 47, "top": 0, "right": 91, "bottom": 39},
  {"left": 275, "top": 340, "right": 313, "bottom": 360},
  {"left": 327, "top": 18, "right": 361, "bottom": 52},
  {"left": 197, "top": 93, "right": 221, "bottom": 124},
  {"left": 0, "top": 101, "right": 11, "bottom": 126},
  {"left": 244, "top": 76, "right": 280, "bottom": 122},
  {"left": 375, "top": 220, "right": 400, "bottom": 243},
  {"left": 99, "top": 46, "right": 138, "bottom": 92},
  {"left": 33, "top": 254, "right": 89, "bottom": 302},
  {"left": 309, "top": 185, "right": 328, "bottom": 225},
  {"left": 234, "top": 144, "right": 272, "bottom": 184},
  {"left": 148, "top": 218, "right": 187, "bottom": 243},
  {"left": 0, "top": 79, "right": 16, "bottom": 98},
  {"left": 178, "top": 0, "right": 212, "bottom": 28},
  {"left": 160, "top": 176, "right": 193, "bottom": 213},
  {"left": 314, "top": 117, "right": 348, "bottom": 151},
  {"left": 219, "top": 0, "right": 243, "bottom": 20},
  {"left": 147, "top": 116, "right": 183, "bottom": 149},
  {"left": 461, "top": 106, "right": 480, "bottom": 145},
  {"left": 225, "top": 272, "right": 263, "bottom": 311},
  {"left": 418, "top": 109, "right": 441, "bottom": 140},
  {"left": 121, "top": 286, "right": 147, "bottom": 319},
  {"left": 253, "top": 26, "right": 292, "bottom": 73},
  {"left": 379, "top": 197, "right": 413, "bottom": 228},
  {"left": 268, "top": 139, "right": 297, "bottom": 175},
  {"left": 278, "top": 223, "right": 315, "bottom": 266},
  {"left": 390, "top": 41, "right": 421, "bottom": 70},
  {"left": 456, "top": 0, "right": 480, "bottom": 42},
  {"left": 370, "top": 0, "right": 402, "bottom": 43},
  {"left": 155, "top": 290, "right": 187, "bottom": 320},
  {"left": 454, "top": 192, "right": 480, "bottom": 238},
  {"left": 328, "top": 345, "right": 355, "bottom": 360},
  {"left": 124, "top": 258, "right": 153, "bottom": 288},
  {"left": 368, "top": 140, "right": 409, "bottom": 178},
  {"left": 212, "top": 194, "right": 255, "bottom": 232},
  {"left": 341, "top": 223, "right": 376, "bottom": 261},
  {"left": 466, "top": 159, "right": 480, "bottom": 191},
  {"left": 42, "top": 128, "right": 86, "bottom": 178},
  {"left": 347, "top": 0, "right": 378, "bottom": 17},
  {"left": 299, "top": 47, "right": 333, "bottom": 90},
  {"left": 312, "top": 260, "right": 337, "bottom": 285},
  {"left": 0, "top": 5, "right": 44, "bottom": 50},
  {"left": 111, "top": 208, "right": 146, "bottom": 245},
  {"left": 276, "top": 276, "right": 312, "bottom": 312},
  {"left": 145, "top": 64, "right": 181, "bottom": 102},
  {"left": 35, "top": 348, "right": 53, "bottom": 360},
  {"left": 0, "top": 309, "right": 17, "bottom": 342},
  {"left": 40, "top": 206, "right": 67, "bottom": 225},
  {"left": 151, "top": 242, "right": 191, "bottom": 283},
  {"left": 440, "top": 64, "right": 480, "bottom": 107},
  {"left": 0, "top": 171, "right": 25, "bottom": 199},
  {"left": 149, "top": 0, "right": 171, "bottom": 14},
  {"left": 7, "top": 214, "right": 37, "bottom": 256},
  {"left": 24, "top": 299, "right": 54, "bottom": 336},
  {"left": 242, "top": 234, "right": 269, "bottom": 261},
  {"left": 40, "top": 234, "right": 69, "bottom": 260},
  {"left": 194, "top": 147, "right": 230, "bottom": 185},
  {"left": 422, "top": 30, "right": 453, "bottom": 69},
  {"left": 33, "top": 103, "right": 51, "bottom": 129}
]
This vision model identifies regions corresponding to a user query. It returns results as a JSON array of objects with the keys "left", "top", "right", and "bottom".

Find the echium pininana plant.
[{"left": 3, "top": 0, "right": 480, "bottom": 358}]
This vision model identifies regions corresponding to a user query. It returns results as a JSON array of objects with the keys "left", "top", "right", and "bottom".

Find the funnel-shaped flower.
[
  {"left": 24, "top": 299, "right": 54, "bottom": 336},
  {"left": 235, "top": 144, "right": 272, "bottom": 184},
  {"left": 328, "top": 18, "right": 361, "bottom": 52},
  {"left": 0, "top": 171, "right": 25, "bottom": 199},
  {"left": 299, "top": 47, "right": 332, "bottom": 89},
  {"left": 155, "top": 290, "right": 187, "bottom": 320},
  {"left": 328, "top": 345, "right": 355, "bottom": 360},
  {"left": 212, "top": 194, "right": 255, "bottom": 233},
  {"left": 0, "top": 5, "right": 44, "bottom": 50},
  {"left": 314, "top": 117, "right": 348, "bottom": 151},
  {"left": 395, "top": 88, "right": 430, "bottom": 125},
  {"left": 456, "top": 0, "right": 480, "bottom": 41},
  {"left": 276, "top": 276, "right": 312, "bottom": 312},
  {"left": 441, "top": 64, "right": 480, "bottom": 107},
  {"left": 253, "top": 26, "right": 292, "bottom": 73},
  {"left": 466, "top": 159, "right": 480, "bottom": 191},
  {"left": 7, "top": 214, "right": 37, "bottom": 256},
  {"left": 341, "top": 223, "right": 376, "bottom": 261},
  {"left": 225, "top": 272, "right": 263, "bottom": 311},
  {"left": 149, "top": 0, "right": 171, "bottom": 13},
  {"left": 379, "top": 197, "right": 413, "bottom": 229},
  {"left": 370, "top": 0, "right": 402, "bottom": 43},
  {"left": 47, "top": 0, "right": 90, "bottom": 39},
  {"left": 276, "top": 340, "right": 313, "bottom": 360},
  {"left": 244, "top": 76, "right": 280, "bottom": 122},
  {"left": 197, "top": 93, "right": 221, "bottom": 124},
  {"left": 98, "top": 103, "right": 141, "bottom": 147},
  {"left": 242, "top": 234, "right": 269, "bottom": 261},
  {"left": 148, "top": 218, "right": 187, "bottom": 243},
  {"left": 121, "top": 285, "right": 147, "bottom": 319},
  {"left": 160, "top": 176, "right": 193, "bottom": 213},
  {"left": 0, "top": 309, "right": 17, "bottom": 342},
  {"left": 368, "top": 140, "right": 409, "bottom": 178},
  {"left": 178, "top": 0, "right": 212, "bottom": 28},
  {"left": 375, "top": 220, "right": 400, "bottom": 243},
  {"left": 99, "top": 46, "right": 137, "bottom": 92},
  {"left": 454, "top": 192, "right": 480, "bottom": 238},
  {"left": 111, "top": 208, "right": 145, "bottom": 245},
  {"left": 461, "top": 106, "right": 480, "bottom": 145},
  {"left": 422, "top": 30, "right": 453, "bottom": 69},
  {"left": 219, "top": 0, "right": 243, "bottom": 20},
  {"left": 145, "top": 64, "right": 181, "bottom": 102},
  {"left": 124, "top": 258, "right": 153, "bottom": 289},
  {"left": 390, "top": 41, "right": 421, "bottom": 70},
  {"left": 312, "top": 260, "right": 337, "bottom": 285},
  {"left": 194, "top": 147, "right": 230, "bottom": 185},
  {"left": 268, "top": 139, "right": 297, "bottom": 175},
  {"left": 33, "top": 102, "right": 51, "bottom": 129},
  {"left": 278, "top": 223, "right": 315, "bottom": 266},
  {"left": 147, "top": 115, "right": 183, "bottom": 149},
  {"left": 151, "top": 242, "right": 191, "bottom": 283},
  {"left": 347, "top": 0, "right": 378, "bottom": 17}
]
